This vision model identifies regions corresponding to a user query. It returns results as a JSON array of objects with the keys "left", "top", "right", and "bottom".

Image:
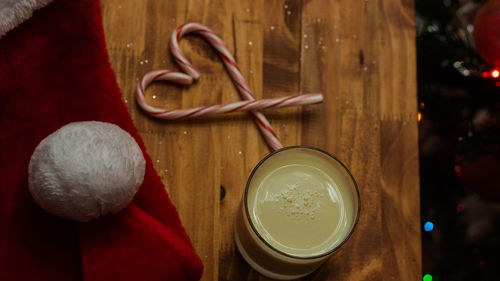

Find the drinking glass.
[{"left": 234, "top": 146, "right": 360, "bottom": 280}]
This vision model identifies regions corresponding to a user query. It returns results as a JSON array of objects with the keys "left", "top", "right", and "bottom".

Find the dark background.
[{"left": 416, "top": 0, "right": 500, "bottom": 280}]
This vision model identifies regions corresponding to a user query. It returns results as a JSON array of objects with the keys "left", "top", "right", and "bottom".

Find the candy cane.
[
  {"left": 136, "top": 71, "right": 323, "bottom": 118},
  {"left": 170, "top": 23, "right": 286, "bottom": 150},
  {"left": 136, "top": 23, "right": 324, "bottom": 150}
]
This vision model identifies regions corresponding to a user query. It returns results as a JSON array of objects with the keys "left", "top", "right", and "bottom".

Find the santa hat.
[{"left": 0, "top": 0, "right": 203, "bottom": 280}]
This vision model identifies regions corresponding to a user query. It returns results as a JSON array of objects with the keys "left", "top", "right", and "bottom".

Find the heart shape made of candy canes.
[{"left": 136, "top": 23, "right": 323, "bottom": 150}]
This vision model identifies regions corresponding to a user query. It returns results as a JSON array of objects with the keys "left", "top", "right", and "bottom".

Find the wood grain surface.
[{"left": 100, "top": 0, "right": 421, "bottom": 280}]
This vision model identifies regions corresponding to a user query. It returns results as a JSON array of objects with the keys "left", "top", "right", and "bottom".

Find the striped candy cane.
[
  {"left": 170, "top": 23, "right": 285, "bottom": 150},
  {"left": 136, "top": 71, "right": 323, "bottom": 118},
  {"left": 136, "top": 23, "right": 324, "bottom": 150}
]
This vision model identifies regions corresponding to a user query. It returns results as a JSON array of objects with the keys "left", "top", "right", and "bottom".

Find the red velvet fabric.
[{"left": 0, "top": 0, "right": 203, "bottom": 280}]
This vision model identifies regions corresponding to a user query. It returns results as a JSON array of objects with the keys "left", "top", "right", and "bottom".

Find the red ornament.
[{"left": 474, "top": 0, "right": 500, "bottom": 66}]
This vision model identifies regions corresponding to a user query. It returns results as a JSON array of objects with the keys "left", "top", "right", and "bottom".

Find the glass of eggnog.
[{"left": 234, "top": 146, "right": 360, "bottom": 280}]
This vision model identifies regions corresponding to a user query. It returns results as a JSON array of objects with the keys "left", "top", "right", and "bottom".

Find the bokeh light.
[{"left": 424, "top": 221, "right": 434, "bottom": 232}]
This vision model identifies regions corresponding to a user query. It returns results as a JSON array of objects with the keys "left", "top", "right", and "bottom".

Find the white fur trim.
[
  {"left": 0, "top": 0, "right": 54, "bottom": 39},
  {"left": 28, "top": 121, "right": 146, "bottom": 222}
]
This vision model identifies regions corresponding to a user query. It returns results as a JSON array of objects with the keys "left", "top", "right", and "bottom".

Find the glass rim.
[{"left": 243, "top": 145, "right": 361, "bottom": 260}]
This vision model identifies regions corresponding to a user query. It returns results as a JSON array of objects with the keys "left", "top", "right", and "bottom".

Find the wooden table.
[{"left": 101, "top": 0, "right": 421, "bottom": 280}]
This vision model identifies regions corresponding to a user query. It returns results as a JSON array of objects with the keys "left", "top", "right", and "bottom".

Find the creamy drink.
[{"left": 235, "top": 146, "right": 360, "bottom": 280}]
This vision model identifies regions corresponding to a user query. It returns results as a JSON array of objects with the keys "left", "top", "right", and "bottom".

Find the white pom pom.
[{"left": 28, "top": 121, "right": 146, "bottom": 222}]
